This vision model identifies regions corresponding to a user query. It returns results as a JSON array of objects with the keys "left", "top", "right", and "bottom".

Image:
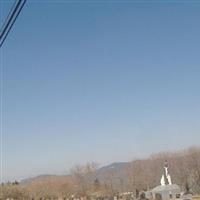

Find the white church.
[{"left": 151, "top": 161, "right": 181, "bottom": 200}]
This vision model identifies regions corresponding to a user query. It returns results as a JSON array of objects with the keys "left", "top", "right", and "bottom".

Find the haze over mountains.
[
  {"left": 20, "top": 146, "right": 200, "bottom": 194},
  {"left": 21, "top": 162, "right": 129, "bottom": 185},
  {"left": 2, "top": 146, "right": 199, "bottom": 199}
]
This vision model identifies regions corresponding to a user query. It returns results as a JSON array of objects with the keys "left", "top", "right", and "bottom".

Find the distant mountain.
[
  {"left": 95, "top": 162, "right": 130, "bottom": 183},
  {"left": 20, "top": 162, "right": 130, "bottom": 185},
  {"left": 16, "top": 147, "right": 200, "bottom": 195},
  {"left": 98, "top": 162, "right": 130, "bottom": 173},
  {"left": 20, "top": 174, "right": 71, "bottom": 185}
]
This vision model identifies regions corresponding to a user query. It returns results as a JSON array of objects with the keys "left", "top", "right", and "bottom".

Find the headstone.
[{"left": 181, "top": 194, "right": 192, "bottom": 200}]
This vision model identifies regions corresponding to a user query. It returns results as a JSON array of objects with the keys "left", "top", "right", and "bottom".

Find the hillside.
[{"left": 16, "top": 147, "right": 200, "bottom": 197}]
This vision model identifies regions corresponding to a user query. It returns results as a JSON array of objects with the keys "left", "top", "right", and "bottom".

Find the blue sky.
[{"left": 1, "top": 0, "right": 200, "bottom": 181}]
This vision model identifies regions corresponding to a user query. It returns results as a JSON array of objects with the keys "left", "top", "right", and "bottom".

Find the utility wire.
[
  {"left": 0, "top": 0, "right": 26, "bottom": 183},
  {"left": 0, "top": 0, "right": 27, "bottom": 48},
  {"left": 0, "top": 0, "right": 19, "bottom": 41}
]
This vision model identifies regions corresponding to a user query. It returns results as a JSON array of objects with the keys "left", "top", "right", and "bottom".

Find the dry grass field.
[{"left": 193, "top": 196, "right": 200, "bottom": 200}]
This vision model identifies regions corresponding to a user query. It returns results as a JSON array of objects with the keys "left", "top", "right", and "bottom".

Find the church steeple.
[{"left": 160, "top": 160, "right": 172, "bottom": 186}]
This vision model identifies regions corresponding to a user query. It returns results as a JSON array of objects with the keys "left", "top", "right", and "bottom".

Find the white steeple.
[{"left": 160, "top": 160, "right": 172, "bottom": 186}]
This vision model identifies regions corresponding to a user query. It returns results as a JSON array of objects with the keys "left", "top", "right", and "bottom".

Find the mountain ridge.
[{"left": 20, "top": 162, "right": 130, "bottom": 185}]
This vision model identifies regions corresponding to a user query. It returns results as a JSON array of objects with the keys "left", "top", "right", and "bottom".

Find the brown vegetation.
[{"left": 0, "top": 146, "right": 200, "bottom": 199}]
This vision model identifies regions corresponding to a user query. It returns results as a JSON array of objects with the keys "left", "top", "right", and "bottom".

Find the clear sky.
[{"left": 1, "top": 0, "right": 200, "bottom": 182}]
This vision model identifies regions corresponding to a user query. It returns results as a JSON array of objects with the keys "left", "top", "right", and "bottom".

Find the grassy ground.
[{"left": 193, "top": 196, "right": 200, "bottom": 200}]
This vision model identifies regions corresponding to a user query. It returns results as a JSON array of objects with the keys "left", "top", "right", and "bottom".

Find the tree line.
[{"left": 0, "top": 146, "right": 199, "bottom": 199}]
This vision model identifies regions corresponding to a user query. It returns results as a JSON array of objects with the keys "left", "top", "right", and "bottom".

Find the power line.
[
  {"left": 0, "top": 0, "right": 27, "bottom": 184},
  {"left": 0, "top": 0, "right": 19, "bottom": 42},
  {"left": 0, "top": 0, "right": 27, "bottom": 48}
]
